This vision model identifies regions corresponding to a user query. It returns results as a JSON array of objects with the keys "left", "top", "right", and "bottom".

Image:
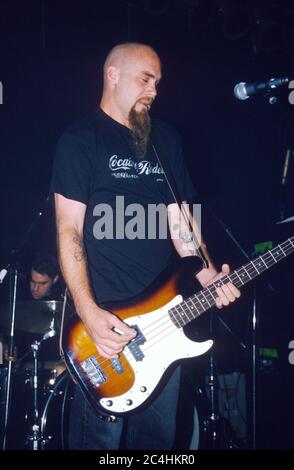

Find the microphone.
[{"left": 234, "top": 77, "right": 290, "bottom": 100}]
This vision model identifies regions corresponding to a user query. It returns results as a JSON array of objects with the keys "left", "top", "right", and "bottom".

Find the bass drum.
[{"left": 40, "top": 371, "right": 74, "bottom": 450}]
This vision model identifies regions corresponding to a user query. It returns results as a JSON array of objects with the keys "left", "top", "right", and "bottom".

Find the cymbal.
[{"left": 0, "top": 300, "right": 63, "bottom": 334}]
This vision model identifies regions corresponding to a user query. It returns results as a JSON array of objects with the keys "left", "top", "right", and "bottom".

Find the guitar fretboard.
[{"left": 170, "top": 237, "right": 294, "bottom": 328}]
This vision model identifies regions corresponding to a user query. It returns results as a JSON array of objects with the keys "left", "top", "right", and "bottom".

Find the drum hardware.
[
  {"left": 24, "top": 314, "right": 58, "bottom": 450},
  {"left": 0, "top": 301, "right": 62, "bottom": 450},
  {"left": 40, "top": 371, "right": 73, "bottom": 450},
  {"left": 0, "top": 196, "right": 55, "bottom": 450},
  {"left": 1, "top": 297, "right": 69, "bottom": 449},
  {"left": 198, "top": 312, "right": 247, "bottom": 450},
  {"left": 0, "top": 300, "right": 63, "bottom": 335}
]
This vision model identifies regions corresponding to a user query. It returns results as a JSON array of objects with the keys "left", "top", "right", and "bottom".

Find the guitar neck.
[{"left": 170, "top": 237, "right": 294, "bottom": 328}]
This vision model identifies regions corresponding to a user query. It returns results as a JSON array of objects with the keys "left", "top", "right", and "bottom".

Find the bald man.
[{"left": 51, "top": 42, "right": 240, "bottom": 450}]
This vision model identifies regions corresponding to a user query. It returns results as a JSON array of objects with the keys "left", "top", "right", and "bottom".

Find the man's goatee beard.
[{"left": 129, "top": 106, "right": 151, "bottom": 159}]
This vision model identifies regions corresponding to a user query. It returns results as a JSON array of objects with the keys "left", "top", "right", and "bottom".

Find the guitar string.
[
  {"left": 135, "top": 239, "right": 294, "bottom": 355},
  {"left": 89, "top": 240, "right": 294, "bottom": 379},
  {"left": 131, "top": 239, "right": 294, "bottom": 356},
  {"left": 91, "top": 240, "right": 294, "bottom": 376},
  {"left": 100, "top": 239, "right": 292, "bottom": 352}
]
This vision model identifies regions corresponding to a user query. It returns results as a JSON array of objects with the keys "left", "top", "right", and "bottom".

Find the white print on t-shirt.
[{"left": 109, "top": 155, "right": 164, "bottom": 178}]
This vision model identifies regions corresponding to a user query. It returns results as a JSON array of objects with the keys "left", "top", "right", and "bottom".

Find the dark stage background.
[{"left": 0, "top": 0, "right": 294, "bottom": 450}]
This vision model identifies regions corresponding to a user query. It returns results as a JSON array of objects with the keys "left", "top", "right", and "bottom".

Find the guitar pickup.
[
  {"left": 110, "top": 357, "right": 124, "bottom": 374},
  {"left": 127, "top": 325, "right": 146, "bottom": 362},
  {"left": 81, "top": 356, "right": 107, "bottom": 387}
]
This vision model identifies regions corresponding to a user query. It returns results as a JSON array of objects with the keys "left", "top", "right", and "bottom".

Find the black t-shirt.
[{"left": 50, "top": 108, "right": 196, "bottom": 303}]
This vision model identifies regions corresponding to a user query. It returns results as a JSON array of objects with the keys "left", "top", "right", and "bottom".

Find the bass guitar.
[{"left": 61, "top": 237, "right": 294, "bottom": 416}]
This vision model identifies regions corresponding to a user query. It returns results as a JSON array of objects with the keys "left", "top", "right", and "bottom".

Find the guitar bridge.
[{"left": 81, "top": 356, "right": 107, "bottom": 387}]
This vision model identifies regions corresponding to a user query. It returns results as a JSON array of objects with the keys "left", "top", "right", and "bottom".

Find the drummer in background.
[
  {"left": 1, "top": 254, "right": 65, "bottom": 374},
  {"left": 23, "top": 253, "right": 65, "bottom": 375},
  {"left": 29, "top": 253, "right": 61, "bottom": 301},
  {"left": 31, "top": 253, "right": 65, "bottom": 375}
]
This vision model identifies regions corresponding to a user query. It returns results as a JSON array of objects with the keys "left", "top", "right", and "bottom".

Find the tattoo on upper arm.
[{"left": 73, "top": 236, "right": 86, "bottom": 262}]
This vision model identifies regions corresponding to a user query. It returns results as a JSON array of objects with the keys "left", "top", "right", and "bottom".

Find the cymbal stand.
[
  {"left": 25, "top": 317, "right": 56, "bottom": 450},
  {"left": 25, "top": 340, "right": 42, "bottom": 450}
]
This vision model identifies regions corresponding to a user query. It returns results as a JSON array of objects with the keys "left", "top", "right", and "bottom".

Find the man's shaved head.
[{"left": 103, "top": 43, "right": 159, "bottom": 75}]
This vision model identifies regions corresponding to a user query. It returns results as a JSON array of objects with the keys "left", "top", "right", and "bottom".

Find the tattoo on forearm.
[
  {"left": 180, "top": 230, "right": 193, "bottom": 243},
  {"left": 73, "top": 236, "right": 86, "bottom": 262},
  {"left": 171, "top": 223, "right": 195, "bottom": 254}
]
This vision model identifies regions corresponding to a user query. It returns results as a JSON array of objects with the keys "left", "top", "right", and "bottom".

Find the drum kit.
[{"left": 0, "top": 300, "right": 73, "bottom": 450}]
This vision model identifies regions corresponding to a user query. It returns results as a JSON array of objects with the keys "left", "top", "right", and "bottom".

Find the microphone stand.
[
  {"left": 204, "top": 313, "right": 222, "bottom": 449},
  {"left": 203, "top": 312, "right": 247, "bottom": 449},
  {"left": 0, "top": 198, "right": 51, "bottom": 450},
  {"left": 203, "top": 201, "right": 257, "bottom": 449},
  {"left": 1, "top": 267, "right": 18, "bottom": 451}
]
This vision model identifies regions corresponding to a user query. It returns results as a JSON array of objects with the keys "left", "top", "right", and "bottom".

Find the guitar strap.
[{"left": 151, "top": 143, "right": 208, "bottom": 269}]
